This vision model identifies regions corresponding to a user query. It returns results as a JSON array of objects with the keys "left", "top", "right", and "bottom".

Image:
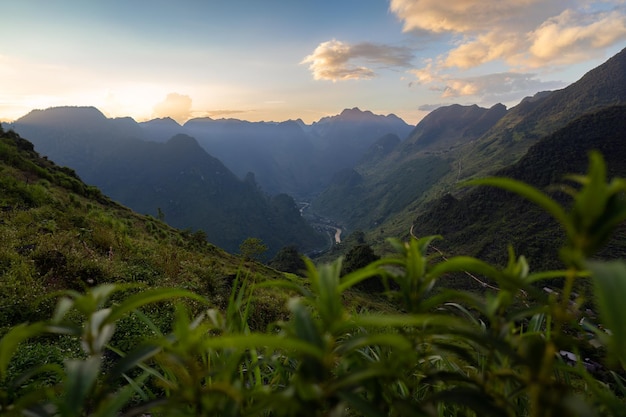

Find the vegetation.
[
  {"left": 2, "top": 120, "right": 626, "bottom": 415},
  {"left": 239, "top": 237, "right": 268, "bottom": 262},
  {"left": 267, "top": 245, "right": 307, "bottom": 276},
  {"left": 413, "top": 105, "right": 626, "bottom": 276}
]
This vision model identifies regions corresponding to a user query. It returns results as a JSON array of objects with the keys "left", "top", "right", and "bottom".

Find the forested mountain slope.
[
  {"left": 314, "top": 47, "right": 626, "bottom": 244},
  {"left": 413, "top": 105, "right": 626, "bottom": 276}
]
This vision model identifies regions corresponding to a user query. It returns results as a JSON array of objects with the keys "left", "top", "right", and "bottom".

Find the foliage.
[
  {"left": 239, "top": 237, "right": 268, "bottom": 262},
  {"left": 267, "top": 245, "right": 307, "bottom": 275},
  {"left": 1, "top": 152, "right": 626, "bottom": 416}
]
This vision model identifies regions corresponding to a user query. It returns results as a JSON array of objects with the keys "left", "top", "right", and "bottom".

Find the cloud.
[
  {"left": 418, "top": 103, "right": 447, "bottom": 111},
  {"left": 389, "top": 0, "right": 548, "bottom": 34},
  {"left": 526, "top": 9, "right": 626, "bottom": 66},
  {"left": 410, "top": 70, "right": 566, "bottom": 102},
  {"left": 390, "top": 0, "right": 626, "bottom": 70},
  {"left": 302, "top": 39, "right": 413, "bottom": 81},
  {"left": 153, "top": 93, "right": 193, "bottom": 123},
  {"left": 204, "top": 109, "right": 250, "bottom": 118}
]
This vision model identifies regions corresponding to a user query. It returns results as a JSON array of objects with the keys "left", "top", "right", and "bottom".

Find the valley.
[
  {"left": 3, "top": 2, "right": 626, "bottom": 415},
  {"left": 2, "top": 45, "right": 626, "bottom": 417}
]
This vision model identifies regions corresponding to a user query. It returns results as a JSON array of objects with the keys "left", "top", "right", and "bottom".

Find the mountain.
[
  {"left": 311, "top": 103, "right": 504, "bottom": 231},
  {"left": 401, "top": 103, "right": 507, "bottom": 153},
  {"left": 0, "top": 125, "right": 290, "bottom": 326},
  {"left": 183, "top": 118, "right": 321, "bottom": 196},
  {"left": 8, "top": 109, "right": 325, "bottom": 256},
  {"left": 307, "top": 107, "right": 413, "bottom": 175},
  {"left": 413, "top": 105, "right": 626, "bottom": 277},
  {"left": 313, "top": 47, "right": 626, "bottom": 242},
  {"left": 179, "top": 108, "right": 413, "bottom": 197},
  {"left": 139, "top": 117, "right": 185, "bottom": 142},
  {"left": 465, "top": 46, "right": 626, "bottom": 174}
]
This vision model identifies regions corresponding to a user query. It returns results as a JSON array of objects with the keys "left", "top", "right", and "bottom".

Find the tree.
[
  {"left": 268, "top": 245, "right": 306, "bottom": 275},
  {"left": 341, "top": 244, "right": 385, "bottom": 293},
  {"left": 239, "top": 237, "right": 267, "bottom": 261}
]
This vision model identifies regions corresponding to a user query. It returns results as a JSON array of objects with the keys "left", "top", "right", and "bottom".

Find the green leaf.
[
  {"left": 337, "top": 391, "right": 389, "bottom": 417},
  {"left": 201, "top": 333, "right": 325, "bottom": 360},
  {"left": 353, "top": 313, "right": 468, "bottom": 331},
  {"left": 588, "top": 260, "right": 626, "bottom": 367},
  {"left": 106, "top": 342, "right": 164, "bottom": 383},
  {"left": 60, "top": 357, "right": 102, "bottom": 416},
  {"left": 464, "top": 177, "right": 572, "bottom": 238},
  {"left": 289, "top": 299, "right": 325, "bottom": 350},
  {"left": 336, "top": 333, "right": 412, "bottom": 355},
  {"left": 0, "top": 322, "right": 46, "bottom": 380},
  {"left": 429, "top": 256, "right": 501, "bottom": 281}
]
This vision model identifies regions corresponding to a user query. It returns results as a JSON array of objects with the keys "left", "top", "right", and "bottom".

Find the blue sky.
[{"left": 1, "top": 0, "right": 626, "bottom": 124}]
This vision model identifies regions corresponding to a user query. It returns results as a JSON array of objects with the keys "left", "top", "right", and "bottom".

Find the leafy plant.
[{"left": 1, "top": 152, "right": 625, "bottom": 416}]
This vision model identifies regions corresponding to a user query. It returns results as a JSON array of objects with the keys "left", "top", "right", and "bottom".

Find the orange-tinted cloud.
[
  {"left": 392, "top": 0, "right": 626, "bottom": 99},
  {"left": 302, "top": 39, "right": 413, "bottom": 81},
  {"left": 391, "top": 0, "right": 626, "bottom": 70}
]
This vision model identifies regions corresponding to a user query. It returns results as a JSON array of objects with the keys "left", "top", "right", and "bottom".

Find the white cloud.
[
  {"left": 410, "top": 70, "right": 566, "bottom": 101},
  {"left": 391, "top": 0, "right": 626, "bottom": 70},
  {"left": 153, "top": 93, "right": 193, "bottom": 123},
  {"left": 526, "top": 9, "right": 626, "bottom": 66},
  {"left": 302, "top": 39, "right": 413, "bottom": 81},
  {"left": 391, "top": 0, "right": 626, "bottom": 100},
  {"left": 389, "top": 0, "right": 547, "bottom": 34}
]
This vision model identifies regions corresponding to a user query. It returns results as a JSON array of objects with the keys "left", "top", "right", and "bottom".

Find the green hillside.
[
  {"left": 2, "top": 118, "right": 626, "bottom": 415},
  {"left": 0, "top": 126, "right": 289, "bottom": 330},
  {"left": 413, "top": 105, "right": 626, "bottom": 279}
]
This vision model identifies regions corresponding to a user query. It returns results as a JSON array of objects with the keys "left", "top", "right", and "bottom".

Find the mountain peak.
[
  {"left": 16, "top": 106, "right": 108, "bottom": 126},
  {"left": 338, "top": 107, "right": 375, "bottom": 121}
]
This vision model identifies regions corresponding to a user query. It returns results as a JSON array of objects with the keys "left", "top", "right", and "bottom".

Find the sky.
[{"left": 1, "top": 0, "right": 626, "bottom": 125}]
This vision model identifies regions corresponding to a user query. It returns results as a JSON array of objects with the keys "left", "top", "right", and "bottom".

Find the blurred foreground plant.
[{"left": 1, "top": 152, "right": 625, "bottom": 416}]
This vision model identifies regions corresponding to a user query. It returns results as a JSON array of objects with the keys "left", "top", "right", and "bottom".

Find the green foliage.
[
  {"left": 268, "top": 245, "right": 307, "bottom": 275},
  {"left": 1, "top": 152, "right": 625, "bottom": 416},
  {"left": 239, "top": 237, "right": 268, "bottom": 261}
]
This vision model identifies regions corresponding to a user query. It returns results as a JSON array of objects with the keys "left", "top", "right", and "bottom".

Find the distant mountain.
[
  {"left": 139, "top": 117, "right": 185, "bottom": 142},
  {"left": 311, "top": 103, "right": 503, "bottom": 231},
  {"left": 9, "top": 109, "right": 325, "bottom": 256},
  {"left": 307, "top": 108, "right": 413, "bottom": 175},
  {"left": 9, "top": 107, "right": 141, "bottom": 175},
  {"left": 357, "top": 133, "right": 401, "bottom": 168},
  {"left": 402, "top": 103, "right": 507, "bottom": 153},
  {"left": 313, "top": 47, "right": 626, "bottom": 241},
  {"left": 179, "top": 108, "right": 413, "bottom": 197},
  {"left": 413, "top": 105, "right": 626, "bottom": 276},
  {"left": 182, "top": 118, "right": 321, "bottom": 196}
]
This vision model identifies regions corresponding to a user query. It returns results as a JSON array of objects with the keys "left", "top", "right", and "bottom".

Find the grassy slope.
[
  {"left": 0, "top": 128, "right": 290, "bottom": 331},
  {"left": 412, "top": 106, "right": 626, "bottom": 283}
]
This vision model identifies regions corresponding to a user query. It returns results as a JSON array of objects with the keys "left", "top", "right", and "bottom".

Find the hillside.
[
  {"left": 313, "top": 47, "right": 626, "bottom": 249},
  {"left": 311, "top": 103, "right": 506, "bottom": 231},
  {"left": 0, "top": 125, "right": 288, "bottom": 328},
  {"left": 414, "top": 105, "right": 626, "bottom": 276},
  {"left": 8, "top": 108, "right": 326, "bottom": 256},
  {"left": 3, "top": 119, "right": 626, "bottom": 416}
]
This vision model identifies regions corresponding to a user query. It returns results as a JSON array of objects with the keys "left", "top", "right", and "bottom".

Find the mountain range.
[
  {"left": 314, "top": 47, "right": 626, "bottom": 246},
  {"left": 4, "top": 46, "right": 626, "bottom": 266},
  {"left": 5, "top": 106, "right": 410, "bottom": 256}
]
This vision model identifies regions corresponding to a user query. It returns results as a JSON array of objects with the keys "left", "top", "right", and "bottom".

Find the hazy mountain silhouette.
[{"left": 9, "top": 110, "right": 325, "bottom": 255}]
